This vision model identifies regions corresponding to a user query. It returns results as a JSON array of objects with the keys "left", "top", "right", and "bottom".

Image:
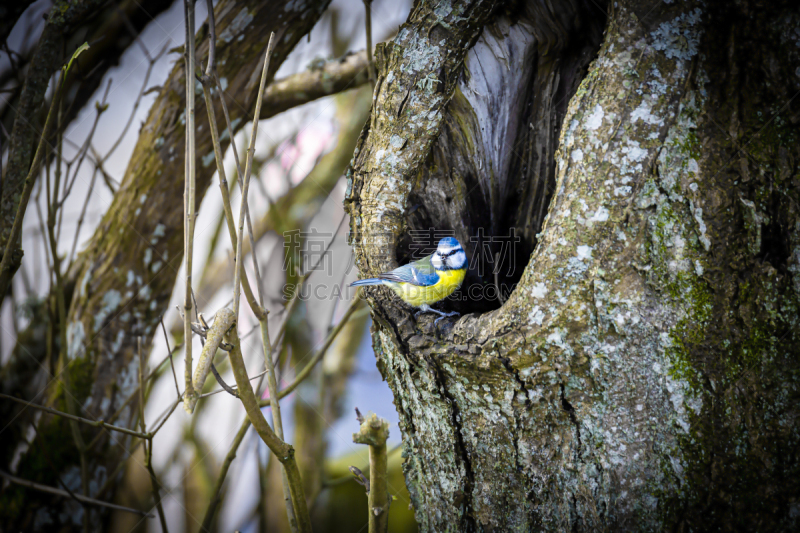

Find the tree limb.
[
  {"left": 224, "top": 326, "right": 312, "bottom": 533},
  {"left": 0, "top": 470, "right": 154, "bottom": 518}
]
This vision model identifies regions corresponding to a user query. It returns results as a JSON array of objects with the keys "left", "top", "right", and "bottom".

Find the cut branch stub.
[
  {"left": 352, "top": 411, "right": 390, "bottom": 533},
  {"left": 352, "top": 411, "right": 389, "bottom": 448}
]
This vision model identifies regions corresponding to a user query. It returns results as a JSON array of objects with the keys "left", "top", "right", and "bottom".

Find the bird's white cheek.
[
  {"left": 452, "top": 251, "right": 467, "bottom": 269},
  {"left": 431, "top": 255, "right": 443, "bottom": 269}
]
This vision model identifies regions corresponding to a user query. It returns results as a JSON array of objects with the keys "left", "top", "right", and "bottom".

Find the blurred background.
[{"left": 0, "top": 0, "right": 418, "bottom": 531}]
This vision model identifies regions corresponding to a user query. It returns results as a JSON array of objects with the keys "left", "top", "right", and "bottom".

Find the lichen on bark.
[{"left": 346, "top": 0, "right": 800, "bottom": 530}]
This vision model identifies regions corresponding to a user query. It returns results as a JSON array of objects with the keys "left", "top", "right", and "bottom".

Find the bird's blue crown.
[{"left": 437, "top": 236, "right": 461, "bottom": 250}]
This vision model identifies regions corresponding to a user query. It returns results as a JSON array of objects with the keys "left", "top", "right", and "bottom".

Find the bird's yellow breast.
[{"left": 389, "top": 268, "right": 466, "bottom": 307}]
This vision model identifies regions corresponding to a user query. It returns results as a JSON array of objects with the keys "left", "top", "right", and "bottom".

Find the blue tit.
[{"left": 351, "top": 237, "right": 467, "bottom": 324}]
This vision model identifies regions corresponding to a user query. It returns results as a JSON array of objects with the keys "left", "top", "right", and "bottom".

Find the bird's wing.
[{"left": 378, "top": 254, "right": 439, "bottom": 286}]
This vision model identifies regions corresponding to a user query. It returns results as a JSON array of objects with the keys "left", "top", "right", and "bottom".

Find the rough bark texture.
[
  {"left": 0, "top": 0, "right": 105, "bottom": 280},
  {"left": 0, "top": 0, "right": 174, "bottom": 263},
  {"left": 0, "top": 0, "right": 176, "bottom": 137},
  {"left": 346, "top": 0, "right": 800, "bottom": 531},
  {"left": 1, "top": 0, "right": 330, "bottom": 529}
]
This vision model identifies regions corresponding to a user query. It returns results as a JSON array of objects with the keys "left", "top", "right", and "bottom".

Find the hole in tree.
[
  {"left": 395, "top": 4, "right": 606, "bottom": 317},
  {"left": 757, "top": 191, "right": 792, "bottom": 272}
]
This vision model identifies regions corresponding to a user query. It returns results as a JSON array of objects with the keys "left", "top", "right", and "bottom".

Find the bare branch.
[
  {"left": 197, "top": 90, "right": 371, "bottom": 306},
  {"left": 0, "top": 43, "right": 89, "bottom": 297},
  {"left": 224, "top": 325, "right": 312, "bottom": 533},
  {"left": 200, "top": 63, "right": 265, "bottom": 321},
  {"left": 161, "top": 317, "right": 182, "bottom": 398},
  {"left": 200, "top": 417, "right": 250, "bottom": 532},
  {"left": 0, "top": 2, "right": 102, "bottom": 261},
  {"left": 259, "top": 49, "right": 371, "bottom": 118},
  {"left": 138, "top": 337, "right": 168, "bottom": 533},
  {"left": 0, "top": 470, "right": 153, "bottom": 518},
  {"left": 362, "top": 1, "right": 376, "bottom": 84},
  {"left": 183, "top": 0, "right": 198, "bottom": 410},
  {"left": 209, "top": 364, "right": 239, "bottom": 397},
  {"left": 233, "top": 33, "right": 276, "bottom": 320},
  {"left": 199, "top": 293, "right": 365, "bottom": 403},
  {"left": 204, "top": 0, "right": 216, "bottom": 78},
  {"left": 0, "top": 393, "right": 149, "bottom": 439}
]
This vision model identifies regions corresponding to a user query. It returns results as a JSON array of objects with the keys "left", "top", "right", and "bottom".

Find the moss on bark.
[{"left": 347, "top": 0, "right": 800, "bottom": 530}]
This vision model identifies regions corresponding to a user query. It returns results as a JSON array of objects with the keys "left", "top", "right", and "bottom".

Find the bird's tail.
[{"left": 350, "top": 278, "right": 385, "bottom": 287}]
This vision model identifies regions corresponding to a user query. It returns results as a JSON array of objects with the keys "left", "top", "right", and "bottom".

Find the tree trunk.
[
  {"left": 346, "top": 0, "right": 800, "bottom": 531},
  {"left": 0, "top": 0, "right": 175, "bottom": 278}
]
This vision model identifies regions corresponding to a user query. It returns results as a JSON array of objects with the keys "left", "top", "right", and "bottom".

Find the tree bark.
[
  {"left": 0, "top": 0, "right": 175, "bottom": 273},
  {"left": 1, "top": 0, "right": 331, "bottom": 529},
  {"left": 346, "top": 0, "right": 800, "bottom": 531},
  {"left": 0, "top": 0, "right": 176, "bottom": 140},
  {"left": 0, "top": 0, "right": 105, "bottom": 284}
]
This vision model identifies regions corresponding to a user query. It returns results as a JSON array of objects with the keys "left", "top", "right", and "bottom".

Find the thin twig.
[
  {"left": 209, "top": 364, "right": 239, "bottom": 397},
  {"left": 94, "top": 394, "right": 182, "bottom": 501},
  {"left": 0, "top": 470, "right": 153, "bottom": 517},
  {"left": 199, "top": 296, "right": 364, "bottom": 403},
  {"left": 103, "top": 45, "right": 168, "bottom": 163},
  {"left": 47, "top": 97, "right": 91, "bottom": 533},
  {"left": 204, "top": 0, "right": 216, "bottom": 78},
  {"left": 0, "top": 393, "right": 150, "bottom": 439},
  {"left": 183, "top": 0, "right": 198, "bottom": 410},
  {"left": 260, "top": 311, "right": 297, "bottom": 531},
  {"left": 0, "top": 42, "right": 90, "bottom": 296},
  {"left": 363, "top": 0, "right": 376, "bottom": 84},
  {"left": 233, "top": 33, "right": 276, "bottom": 320},
  {"left": 201, "top": 68, "right": 264, "bottom": 320},
  {"left": 67, "top": 167, "right": 98, "bottom": 265},
  {"left": 246, "top": 207, "right": 265, "bottom": 307},
  {"left": 150, "top": 396, "right": 182, "bottom": 437},
  {"left": 161, "top": 317, "right": 182, "bottom": 397},
  {"left": 225, "top": 323, "right": 312, "bottom": 533},
  {"left": 199, "top": 417, "right": 250, "bottom": 532},
  {"left": 227, "top": 31, "right": 302, "bottom": 530},
  {"left": 87, "top": 342, "right": 184, "bottom": 451},
  {"left": 214, "top": 69, "right": 242, "bottom": 172},
  {"left": 139, "top": 337, "right": 168, "bottom": 532},
  {"left": 58, "top": 79, "right": 111, "bottom": 210},
  {"left": 264, "top": 213, "right": 348, "bottom": 362}
]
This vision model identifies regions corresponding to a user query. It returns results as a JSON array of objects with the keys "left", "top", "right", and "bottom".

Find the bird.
[{"left": 350, "top": 236, "right": 467, "bottom": 325}]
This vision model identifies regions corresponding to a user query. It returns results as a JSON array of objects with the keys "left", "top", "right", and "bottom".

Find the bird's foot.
[
  {"left": 433, "top": 310, "right": 460, "bottom": 326},
  {"left": 413, "top": 305, "right": 459, "bottom": 326},
  {"left": 414, "top": 305, "right": 432, "bottom": 320}
]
